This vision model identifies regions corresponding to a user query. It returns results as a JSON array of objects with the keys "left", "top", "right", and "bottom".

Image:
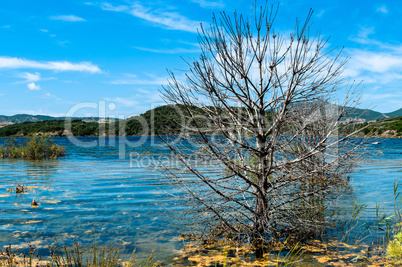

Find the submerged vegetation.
[
  {"left": 170, "top": 181, "right": 402, "bottom": 266},
  {"left": 0, "top": 238, "right": 160, "bottom": 267},
  {"left": 0, "top": 136, "right": 65, "bottom": 159}
]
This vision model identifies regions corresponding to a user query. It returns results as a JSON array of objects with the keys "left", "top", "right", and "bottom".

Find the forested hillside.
[
  {"left": 340, "top": 116, "right": 402, "bottom": 138},
  {"left": 0, "top": 105, "right": 401, "bottom": 138}
]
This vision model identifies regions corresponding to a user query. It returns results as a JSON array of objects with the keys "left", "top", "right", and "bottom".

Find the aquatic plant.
[
  {"left": 0, "top": 136, "right": 65, "bottom": 160},
  {"left": 0, "top": 239, "right": 160, "bottom": 267},
  {"left": 387, "top": 232, "right": 402, "bottom": 264},
  {"left": 50, "top": 240, "right": 158, "bottom": 267}
]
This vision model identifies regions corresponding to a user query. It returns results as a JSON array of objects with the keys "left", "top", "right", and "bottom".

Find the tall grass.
[
  {"left": 0, "top": 239, "right": 159, "bottom": 267},
  {"left": 0, "top": 136, "right": 65, "bottom": 160}
]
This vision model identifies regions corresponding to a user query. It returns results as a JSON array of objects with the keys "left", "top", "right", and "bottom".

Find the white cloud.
[
  {"left": 57, "top": 40, "right": 71, "bottom": 47},
  {"left": 0, "top": 56, "right": 101, "bottom": 73},
  {"left": 347, "top": 50, "right": 402, "bottom": 73},
  {"left": 2, "top": 25, "right": 10, "bottom": 29},
  {"left": 349, "top": 27, "right": 378, "bottom": 45},
  {"left": 316, "top": 10, "right": 324, "bottom": 17},
  {"left": 347, "top": 27, "right": 402, "bottom": 80},
  {"left": 361, "top": 92, "right": 402, "bottom": 112},
  {"left": 363, "top": 93, "right": 402, "bottom": 100},
  {"left": 42, "top": 92, "right": 61, "bottom": 100},
  {"left": 27, "top": 82, "right": 40, "bottom": 90},
  {"left": 100, "top": 2, "right": 202, "bottom": 33},
  {"left": 19, "top": 72, "right": 41, "bottom": 82},
  {"left": 377, "top": 6, "right": 388, "bottom": 14},
  {"left": 50, "top": 15, "right": 86, "bottom": 22},
  {"left": 105, "top": 97, "right": 138, "bottom": 107},
  {"left": 109, "top": 73, "right": 168, "bottom": 85},
  {"left": 17, "top": 72, "right": 42, "bottom": 89},
  {"left": 39, "top": 29, "right": 48, "bottom": 32},
  {"left": 132, "top": 46, "right": 200, "bottom": 54},
  {"left": 190, "top": 0, "right": 225, "bottom": 8},
  {"left": 101, "top": 3, "right": 129, "bottom": 12}
]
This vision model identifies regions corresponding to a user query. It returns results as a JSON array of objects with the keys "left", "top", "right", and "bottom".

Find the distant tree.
[{"left": 159, "top": 3, "right": 363, "bottom": 257}]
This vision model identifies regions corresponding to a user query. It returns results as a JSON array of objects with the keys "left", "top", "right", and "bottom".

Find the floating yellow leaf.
[
  {"left": 45, "top": 200, "right": 61, "bottom": 204},
  {"left": 316, "top": 256, "right": 329, "bottom": 263},
  {"left": 25, "top": 220, "right": 42, "bottom": 224},
  {"left": 341, "top": 242, "right": 353, "bottom": 248},
  {"left": 0, "top": 194, "right": 10, "bottom": 197}
]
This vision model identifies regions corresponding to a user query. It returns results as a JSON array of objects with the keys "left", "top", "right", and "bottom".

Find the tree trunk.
[{"left": 254, "top": 133, "right": 268, "bottom": 258}]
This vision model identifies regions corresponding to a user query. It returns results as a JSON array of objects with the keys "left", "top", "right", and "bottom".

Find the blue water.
[
  {"left": 0, "top": 137, "right": 181, "bottom": 260},
  {"left": 0, "top": 137, "right": 401, "bottom": 261},
  {"left": 349, "top": 138, "right": 402, "bottom": 220}
]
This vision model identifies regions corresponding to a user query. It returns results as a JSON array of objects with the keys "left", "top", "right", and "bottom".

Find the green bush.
[
  {"left": 387, "top": 232, "right": 402, "bottom": 264},
  {"left": 0, "top": 136, "right": 65, "bottom": 160}
]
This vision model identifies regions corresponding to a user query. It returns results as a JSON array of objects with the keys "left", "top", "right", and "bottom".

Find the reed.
[
  {"left": 0, "top": 239, "right": 159, "bottom": 267},
  {"left": 0, "top": 136, "right": 65, "bottom": 160}
]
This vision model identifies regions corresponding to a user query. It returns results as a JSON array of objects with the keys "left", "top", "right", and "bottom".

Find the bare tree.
[{"left": 158, "top": 3, "right": 363, "bottom": 257}]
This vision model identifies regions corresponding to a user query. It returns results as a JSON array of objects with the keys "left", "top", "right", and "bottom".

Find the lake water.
[{"left": 0, "top": 136, "right": 401, "bottom": 262}]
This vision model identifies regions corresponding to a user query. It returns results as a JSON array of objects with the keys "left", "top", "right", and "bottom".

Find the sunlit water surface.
[{"left": 0, "top": 137, "right": 401, "bottom": 262}]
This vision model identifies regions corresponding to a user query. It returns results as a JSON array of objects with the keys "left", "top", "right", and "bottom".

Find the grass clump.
[
  {"left": 0, "top": 136, "right": 65, "bottom": 160},
  {"left": 387, "top": 232, "right": 402, "bottom": 264},
  {"left": 50, "top": 240, "right": 159, "bottom": 267},
  {"left": 0, "top": 240, "right": 160, "bottom": 267}
]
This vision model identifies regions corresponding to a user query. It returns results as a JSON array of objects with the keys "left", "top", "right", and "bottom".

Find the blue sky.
[{"left": 0, "top": 0, "right": 401, "bottom": 117}]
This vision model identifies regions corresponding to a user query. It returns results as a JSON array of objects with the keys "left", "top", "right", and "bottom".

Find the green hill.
[
  {"left": 0, "top": 120, "right": 100, "bottom": 137},
  {"left": 0, "top": 114, "right": 101, "bottom": 124},
  {"left": 124, "top": 105, "right": 206, "bottom": 136},
  {"left": 343, "top": 106, "right": 402, "bottom": 121},
  {"left": 0, "top": 114, "right": 55, "bottom": 123},
  {"left": 385, "top": 108, "right": 402, "bottom": 118},
  {"left": 0, "top": 105, "right": 401, "bottom": 138},
  {"left": 341, "top": 116, "right": 402, "bottom": 138},
  {"left": 344, "top": 107, "right": 386, "bottom": 121}
]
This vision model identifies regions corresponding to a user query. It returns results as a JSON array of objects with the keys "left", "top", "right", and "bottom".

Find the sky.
[{"left": 0, "top": 0, "right": 401, "bottom": 118}]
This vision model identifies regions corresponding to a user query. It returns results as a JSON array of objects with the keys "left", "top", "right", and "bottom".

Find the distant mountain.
[
  {"left": 343, "top": 107, "right": 402, "bottom": 121},
  {"left": 0, "top": 114, "right": 102, "bottom": 124},
  {"left": 0, "top": 114, "right": 55, "bottom": 123},
  {"left": 344, "top": 107, "right": 387, "bottom": 121},
  {"left": 0, "top": 106, "right": 400, "bottom": 127},
  {"left": 385, "top": 108, "right": 402, "bottom": 118},
  {"left": 0, "top": 105, "right": 401, "bottom": 137}
]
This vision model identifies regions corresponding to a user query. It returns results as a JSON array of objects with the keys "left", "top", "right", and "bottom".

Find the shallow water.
[
  {"left": 0, "top": 137, "right": 182, "bottom": 261},
  {"left": 349, "top": 138, "right": 402, "bottom": 219},
  {"left": 0, "top": 136, "right": 401, "bottom": 262}
]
